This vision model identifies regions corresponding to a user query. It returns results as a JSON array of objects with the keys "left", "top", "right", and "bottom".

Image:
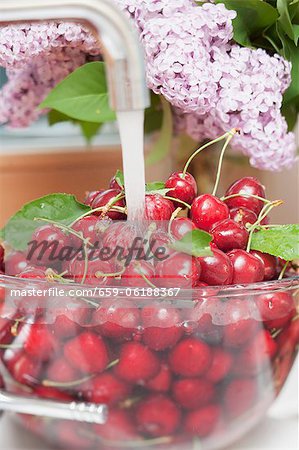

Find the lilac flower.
[
  {"left": 0, "top": 1, "right": 296, "bottom": 170},
  {"left": 0, "top": 22, "right": 101, "bottom": 127}
]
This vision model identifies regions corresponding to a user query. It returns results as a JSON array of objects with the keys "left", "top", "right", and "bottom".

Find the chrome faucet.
[
  {"left": 0, "top": 0, "right": 150, "bottom": 112},
  {"left": 0, "top": 0, "right": 150, "bottom": 424}
]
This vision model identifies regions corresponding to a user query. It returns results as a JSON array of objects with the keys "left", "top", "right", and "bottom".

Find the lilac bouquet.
[{"left": 0, "top": 0, "right": 298, "bottom": 171}]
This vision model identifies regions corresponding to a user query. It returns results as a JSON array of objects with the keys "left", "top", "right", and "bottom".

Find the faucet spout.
[{"left": 0, "top": 0, "right": 150, "bottom": 112}]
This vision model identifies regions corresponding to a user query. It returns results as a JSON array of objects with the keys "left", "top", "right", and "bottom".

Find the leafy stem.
[
  {"left": 182, "top": 130, "right": 233, "bottom": 176},
  {"left": 246, "top": 200, "right": 283, "bottom": 252},
  {"left": 212, "top": 128, "right": 240, "bottom": 196},
  {"left": 163, "top": 196, "right": 191, "bottom": 210}
]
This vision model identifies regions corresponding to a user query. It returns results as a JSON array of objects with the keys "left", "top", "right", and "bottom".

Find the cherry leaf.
[
  {"left": 250, "top": 225, "right": 299, "bottom": 261},
  {"left": 0, "top": 194, "right": 90, "bottom": 251},
  {"left": 170, "top": 229, "right": 213, "bottom": 257}
]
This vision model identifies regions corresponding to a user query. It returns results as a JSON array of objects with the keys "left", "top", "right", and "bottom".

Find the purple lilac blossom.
[
  {"left": 0, "top": 22, "right": 101, "bottom": 127},
  {"left": 0, "top": 0, "right": 296, "bottom": 170}
]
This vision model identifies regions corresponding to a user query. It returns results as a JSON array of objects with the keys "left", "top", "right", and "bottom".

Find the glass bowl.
[{"left": 0, "top": 274, "right": 298, "bottom": 450}]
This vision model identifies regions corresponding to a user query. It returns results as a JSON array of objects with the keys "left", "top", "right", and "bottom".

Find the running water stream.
[{"left": 117, "top": 110, "right": 146, "bottom": 221}]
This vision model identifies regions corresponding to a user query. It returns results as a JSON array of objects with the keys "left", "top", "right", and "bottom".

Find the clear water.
[{"left": 117, "top": 110, "right": 146, "bottom": 221}]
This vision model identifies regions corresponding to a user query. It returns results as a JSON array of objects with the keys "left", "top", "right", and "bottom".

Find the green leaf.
[
  {"left": 277, "top": 0, "right": 295, "bottom": 40},
  {"left": 48, "top": 110, "right": 71, "bottom": 126},
  {"left": 146, "top": 96, "right": 173, "bottom": 165},
  {"left": 215, "top": 0, "right": 279, "bottom": 47},
  {"left": 1, "top": 194, "right": 90, "bottom": 251},
  {"left": 48, "top": 110, "right": 102, "bottom": 143},
  {"left": 144, "top": 93, "right": 163, "bottom": 135},
  {"left": 80, "top": 122, "right": 102, "bottom": 142},
  {"left": 281, "top": 101, "right": 299, "bottom": 130},
  {"left": 277, "top": 26, "right": 299, "bottom": 103},
  {"left": 170, "top": 230, "right": 213, "bottom": 257},
  {"left": 146, "top": 182, "right": 165, "bottom": 191},
  {"left": 114, "top": 169, "right": 125, "bottom": 188},
  {"left": 41, "top": 62, "right": 116, "bottom": 124},
  {"left": 250, "top": 225, "right": 299, "bottom": 260},
  {"left": 293, "top": 23, "right": 299, "bottom": 44}
]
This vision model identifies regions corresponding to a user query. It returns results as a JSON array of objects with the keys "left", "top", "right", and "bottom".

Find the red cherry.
[
  {"left": 206, "top": 348, "right": 233, "bottom": 383},
  {"left": 211, "top": 219, "right": 248, "bottom": 252},
  {"left": 27, "top": 224, "right": 69, "bottom": 269},
  {"left": 84, "top": 190, "right": 102, "bottom": 206},
  {"left": 156, "top": 252, "right": 201, "bottom": 288},
  {"left": 52, "top": 308, "right": 90, "bottom": 339},
  {"left": 93, "top": 408, "right": 137, "bottom": 441},
  {"left": 109, "top": 175, "right": 124, "bottom": 191},
  {"left": 69, "top": 257, "right": 112, "bottom": 286},
  {"left": 191, "top": 194, "right": 229, "bottom": 232},
  {"left": 115, "top": 342, "right": 160, "bottom": 383},
  {"left": 230, "top": 207, "right": 257, "bottom": 227},
  {"left": 121, "top": 261, "right": 155, "bottom": 287},
  {"left": 141, "top": 306, "right": 183, "bottom": 351},
  {"left": 135, "top": 394, "right": 181, "bottom": 437},
  {"left": 145, "top": 363, "right": 172, "bottom": 393},
  {"left": 70, "top": 216, "right": 101, "bottom": 248},
  {"left": 255, "top": 292, "right": 295, "bottom": 330},
  {"left": 184, "top": 404, "right": 221, "bottom": 437},
  {"left": 165, "top": 172, "right": 197, "bottom": 207},
  {"left": 144, "top": 194, "right": 175, "bottom": 221},
  {"left": 224, "top": 177, "right": 266, "bottom": 215},
  {"left": 149, "top": 230, "right": 174, "bottom": 263},
  {"left": 46, "top": 357, "right": 78, "bottom": 383},
  {"left": 168, "top": 338, "right": 212, "bottom": 377},
  {"left": 83, "top": 373, "right": 131, "bottom": 406},
  {"left": 169, "top": 217, "right": 196, "bottom": 240},
  {"left": 223, "top": 298, "right": 258, "bottom": 348},
  {"left": 18, "top": 267, "right": 47, "bottom": 279},
  {"left": 234, "top": 330, "right": 277, "bottom": 375},
  {"left": 24, "top": 324, "right": 58, "bottom": 361},
  {"left": 64, "top": 332, "right": 109, "bottom": 374},
  {"left": 197, "top": 248, "right": 233, "bottom": 286},
  {"left": 7, "top": 353, "right": 41, "bottom": 385},
  {"left": 227, "top": 249, "right": 265, "bottom": 284},
  {"left": 0, "top": 245, "right": 4, "bottom": 271},
  {"left": 102, "top": 222, "right": 142, "bottom": 268},
  {"left": 224, "top": 378, "right": 257, "bottom": 418},
  {"left": 4, "top": 251, "right": 31, "bottom": 276},
  {"left": 183, "top": 298, "right": 223, "bottom": 344},
  {"left": 35, "top": 386, "right": 73, "bottom": 402},
  {"left": 93, "top": 300, "right": 140, "bottom": 341},
  {"left": 56, "top": 421, "right": 94, "bottom": 449},
  {"left": 172, "top": 378, "right": 215, "bottom": 410},
  {"left": 250, "top": 251, "right": 277, "bottom": 281},
  {"left": 91, "top": 189, "right": 126, "bottom": 220}
]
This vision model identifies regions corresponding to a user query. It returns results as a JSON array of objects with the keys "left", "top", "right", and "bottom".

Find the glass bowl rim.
[{"left": 0, "top": 273, "right": 298, "bottom": 302}]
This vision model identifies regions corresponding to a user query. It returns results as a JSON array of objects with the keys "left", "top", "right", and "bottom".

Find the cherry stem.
[
  {"left": 134, "top": 263, "right": 157, "bottom": 288},
  {"left": 42, "top": 374, "right": 94, "bottom": 388},
  {"left": 106, "top": 358, "right": 120, "bottom": 370},
  {"left": 95, "top": 268, "right": 125, "bottom": 278},
  {"left": 100, "top": 192, "right": 126, "bottom": 219},
  {"left": 81, "top": 429, "right": 172, "bottom": 448},
  {"left": 168, "top": 207, "right": 183, "bottom": 237},
  {"left": 278, "top": 260, "right": 289, "bottom": 280},
  {"left": 221, "top": 193, "right": 272, "bottom": 204},
  {"left": 212, "top": 128, "right": 239, "bottom": 197},
  {"left": 119, "top": 395, "right": 143, "bottom": 409},
  {"left": 182, "top": 130, "right": 233, "bottom": 176},
  {"left": 11, "top": 317, "right": 26, "bottom": 337},
  {"left": 246, "top": 200, "right": 283, "bottom": 252},
  {"left": 163, "top": 195, "right": 191, "bottom": 210},
  {"left": 70, "top": 197, "right": 126, "bottom": 228},
  {"left": 271, "top": 328, "right": 283, "bottom": 339},
  {"left": 0, "top": 343, "right": 23, "bottom": 349}
]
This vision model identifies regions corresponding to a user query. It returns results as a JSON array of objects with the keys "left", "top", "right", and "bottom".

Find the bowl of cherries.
[{"left": 0, "top": 133, "right": 298, "bottom": 450}]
